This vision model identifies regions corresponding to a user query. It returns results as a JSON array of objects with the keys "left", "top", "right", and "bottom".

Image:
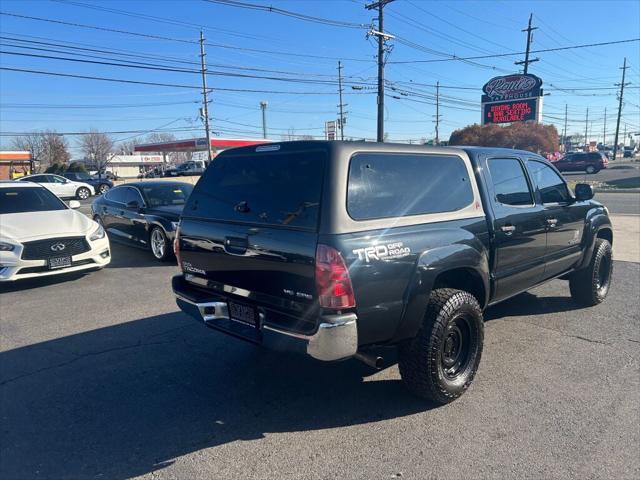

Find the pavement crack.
[
  {"left": 0, "top": 339, "right": 174, "bottom": 387},
  {"left": 521, "top": 321, "right": 610, "bottom": 345}
]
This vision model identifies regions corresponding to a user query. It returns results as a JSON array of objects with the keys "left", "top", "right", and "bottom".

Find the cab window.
[
  {"left": 487, "top": 158, "right": 533, "bottom": 206},
  {"left": 528, "top": 160, "right": 572, "bottom": 204}
]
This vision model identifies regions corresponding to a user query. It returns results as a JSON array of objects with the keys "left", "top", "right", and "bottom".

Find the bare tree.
[
  {"left": 11, "top": 130, "right": 70, "bottom": 172},
  {"left": 116, "top": 139, "right": 140, "bottom": 155},
  {"left": 79, "top": 130, "right": 115, "bottom": 176},
  {"left": 142, "top": 132, "right": 192, "bottom": 163}
]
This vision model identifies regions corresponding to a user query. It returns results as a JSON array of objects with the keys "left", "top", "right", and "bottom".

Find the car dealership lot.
[{"left": 1, "top": 243, "right": 638, "bottom": 480}]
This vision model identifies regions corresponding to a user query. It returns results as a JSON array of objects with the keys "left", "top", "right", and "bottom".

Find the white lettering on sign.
[{"left": 353, "top": 241, "right": 411, "bottom": 263}]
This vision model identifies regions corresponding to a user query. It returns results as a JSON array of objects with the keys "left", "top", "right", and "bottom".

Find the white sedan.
[
  {"left": 0, "top": 182, "right": 111, "bottom": 282},
  {"left": 16, "top": 173, "right": 95, "bottom": 200}
]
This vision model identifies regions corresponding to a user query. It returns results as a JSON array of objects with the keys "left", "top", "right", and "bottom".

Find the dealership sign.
[{"left": 481, "top": 73, "right": 543, "bottom": 125}]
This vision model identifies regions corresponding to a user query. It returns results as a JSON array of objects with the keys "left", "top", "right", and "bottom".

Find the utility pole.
[
  {"left": 260, "top": 101, "right": 268, "bottom": 139},
  {"left": 613, "top": 57, "right": 630, "bottom": 161},
  {"left": 337, "top": 61, "right": 346, "bottom": 141},
  {"left": 515, "top": 13, "right": 539, "bottom": 74},
  {"left": 603, "top": 107, "right": 607, "bottom": 145},
  {"left": 562, "top": 104, "right": 568, "bottom": 148},
  {"left": 433, "top": 81, "right": 442, "bottom": 145},
  {"left": 199, "top": 31, "right": 213, "bottom": 163},
  {"left": 366, "top": 0, "right": 395, "bottom": 142},
  {"left": 623, "top": 123, "right": 627, "bottom": 148},
  {"left": 584, "top": 107, "right": 589, "bottom": 150}
]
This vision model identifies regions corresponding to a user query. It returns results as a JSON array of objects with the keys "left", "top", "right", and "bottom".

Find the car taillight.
[
  {"left": 174, "top": 226, "right": 182, "bottom": 270},
  {"left": 315, "top": 244, "right": 355, "bottom": 309}
]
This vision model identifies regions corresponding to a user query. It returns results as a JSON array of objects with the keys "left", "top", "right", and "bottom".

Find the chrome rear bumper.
[{"left": 174, "top": 288, "right": 358, "bottom": 362}]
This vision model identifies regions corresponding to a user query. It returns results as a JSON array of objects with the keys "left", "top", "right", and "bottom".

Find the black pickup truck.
[{"left": 172, "top": 142, "right": 613, "bottom": 404}]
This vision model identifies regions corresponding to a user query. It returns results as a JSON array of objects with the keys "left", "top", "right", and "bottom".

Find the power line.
[
  {"left": 388, "top": 38, "right": 640, "bottom": 64},
  {"left": 0, "top": 11, "right": 374, "bottom": 63},
  {"left": 0, "top": 66, "right": 368, "bottom": 95},
  {"left": 202, "top": 0, "right": 368, "bottom": 29}
]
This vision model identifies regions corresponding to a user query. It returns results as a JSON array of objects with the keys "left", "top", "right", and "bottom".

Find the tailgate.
[
  {"left": 178, "top": 146, "right": 326, "bottom": 325},
  {"left": 179, "top": 220, "right": 318, "bottom": 307}
]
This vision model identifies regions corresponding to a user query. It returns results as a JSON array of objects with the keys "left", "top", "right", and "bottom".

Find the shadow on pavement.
[
  {"left": 0, "top": 312, "right": 434, "bottom": 480},
  {"left": 484, "top": 291, "right": 587, "bottom": 321},
  {"left": 105, "top": 241, "right": 176, "bottom": 269}
]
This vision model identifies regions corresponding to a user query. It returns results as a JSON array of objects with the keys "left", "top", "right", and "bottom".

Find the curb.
[{"left": 594, "top": 188, "right": 640, "bottom": 194}]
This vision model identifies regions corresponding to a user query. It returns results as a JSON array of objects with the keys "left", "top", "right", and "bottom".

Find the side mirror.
[
  {"left": 126, "top": 200, "right": 140, "bottom": 209},
  {"left": 68, "top": 200, "right": 81, "bottom": 209},
  {"left": 574, "top": 183, "right": 594, "bottom": 201}
]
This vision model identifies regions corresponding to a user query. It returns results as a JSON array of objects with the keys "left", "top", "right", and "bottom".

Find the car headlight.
[
  {"left": 171, "top": 221, "right": 180, "bottom": 231},
  {"left": 0, "top": 241, "right": 15, "bottom": 252},
  {"left": 89, "top": 224, "right": 106, "bottom": 241}
]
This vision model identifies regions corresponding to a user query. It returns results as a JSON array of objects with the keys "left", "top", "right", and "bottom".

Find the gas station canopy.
[{"left": 134, "top": 137, "right": 268, "bottom": 154}]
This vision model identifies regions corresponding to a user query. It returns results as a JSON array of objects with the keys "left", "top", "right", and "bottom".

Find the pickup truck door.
[
  {"left": 526, "top": 160, "right": 587, "bottom": 279},
  {"left": 483, "top": 157, "right": 547, "bottom": 302}
]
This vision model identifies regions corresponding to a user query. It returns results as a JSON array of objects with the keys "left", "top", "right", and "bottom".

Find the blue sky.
[{"left": 1, "top": 0, "right": 639, "bottom": 157}]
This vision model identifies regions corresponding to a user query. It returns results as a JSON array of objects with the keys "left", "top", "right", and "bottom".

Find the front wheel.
[
  {"left": 569, "top": 238, "right": 613, "bottom": 306},
  {"left": 98, "top": 183, "right": 110, "bottom": 194},
  {"left": 76, "top": 187, "right": 91, "bottom": 200},
  {"left": 398, "top": 288, "right": 484, "bottom": 404},
  {"left": 149, "top": 226, "right": 170, "bottom": 261}
]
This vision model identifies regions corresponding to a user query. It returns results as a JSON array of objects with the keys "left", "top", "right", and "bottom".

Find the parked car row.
[{"left": 14, "top": 173, "right": 112, "bottom": 200}]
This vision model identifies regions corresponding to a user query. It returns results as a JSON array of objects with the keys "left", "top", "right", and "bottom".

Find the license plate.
[
  {"left": 48, "top": 256, "right": 72, "bottom": 270},
  {"left": 228, "top": 301, "right": 257, "bottom": 326}
]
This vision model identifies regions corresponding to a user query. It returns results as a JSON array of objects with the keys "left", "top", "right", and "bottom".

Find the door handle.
[{"left": 500, "top": 225, "right": 516, "bottom": 235}]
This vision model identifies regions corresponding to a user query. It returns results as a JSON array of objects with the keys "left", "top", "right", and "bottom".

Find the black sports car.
[{"left": 91, "top": 181, "right": 193, "bottom": 261}]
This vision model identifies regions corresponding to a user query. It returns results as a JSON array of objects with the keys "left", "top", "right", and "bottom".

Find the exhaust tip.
[{"left": 355, "top": 351, "right": 384, "bottom": 369}]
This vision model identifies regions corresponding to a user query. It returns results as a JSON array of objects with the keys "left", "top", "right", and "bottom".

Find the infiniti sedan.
[
  {"left": 91, "top": 181, "right": 193, "bottom": 261},
  {"left": 0, "top": 182, "right": 110, "bottom": 282}
]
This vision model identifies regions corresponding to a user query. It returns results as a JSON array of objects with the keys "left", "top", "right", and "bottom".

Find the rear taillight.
[
  {"left": 315, "top": 244, "right": 355, "bottom": 309},
  {"left": 174, "top": 226, "right": 182, "bottom": 270}
]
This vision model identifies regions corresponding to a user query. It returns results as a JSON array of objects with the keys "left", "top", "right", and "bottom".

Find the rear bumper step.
[{"left": 172, "top": 275, "right": 358, "bottom": 361}]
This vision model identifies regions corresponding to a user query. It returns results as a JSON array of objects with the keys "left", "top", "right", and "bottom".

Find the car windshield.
[
  {"left": 141, "top": 183, "right": 193, "bottom": 207},
  {"left": 0, "top": 187, "right": 67, "bottom": 214}
]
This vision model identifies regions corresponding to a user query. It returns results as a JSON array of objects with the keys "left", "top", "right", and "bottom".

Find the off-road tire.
[
  {"left": 398, "top": 288, "right": 484, "bottom": 404},
  {"left": 569, "top": 238, "right": 613, "bottom": 306}
]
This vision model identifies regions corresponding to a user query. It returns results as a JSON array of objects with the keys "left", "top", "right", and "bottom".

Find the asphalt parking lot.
[{"left": 1, "top": 240, "right": 639, "bottom": 479}]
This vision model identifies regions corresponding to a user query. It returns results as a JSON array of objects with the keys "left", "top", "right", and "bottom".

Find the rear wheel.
[
  {"left": 76, "top": 187, "right": 91, "bottom": 200},
  {"left": 586, "top": 165, "right": 596, "bottom": 174},
  {"left": 569, "top": 238, "right": 613, "bottom": 306},
  {"left": 150, "top": 226, "right": 170, "bottom": 261},
  {"left": 398, "top": 288, "right": 484, "bottom": 404},
  {"left": 98, "top": 183, "right": 110, "bottom": 194}
]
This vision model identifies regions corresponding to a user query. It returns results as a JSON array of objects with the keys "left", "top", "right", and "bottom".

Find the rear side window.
[
  {"left": 487, "top": 158, "right": 533, "bottom": 206},
  {"left": 528, "top": 160, "right": 572, "bottom": 204},
  {"left": 105, "top": 187, "right": 127, "bottom": 204},
  {"left": 188, "top": 150, "right": 325, "bottom": 230},
  {"left": 347, "top": 153, "right": 474, "bottom": 220}
]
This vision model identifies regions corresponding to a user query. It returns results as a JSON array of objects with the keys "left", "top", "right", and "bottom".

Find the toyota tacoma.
[{"left": 172, "top": 141, "right": 613, "bottom": 404}]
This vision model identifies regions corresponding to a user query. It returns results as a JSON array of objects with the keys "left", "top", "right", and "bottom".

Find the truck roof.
[{"left": 220, "top": 140, "right": 544, "bottom": 160}]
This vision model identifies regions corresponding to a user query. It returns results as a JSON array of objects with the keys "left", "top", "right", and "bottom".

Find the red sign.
[{"left": 483, "top": 98, "right": 538, "bottom": 124}]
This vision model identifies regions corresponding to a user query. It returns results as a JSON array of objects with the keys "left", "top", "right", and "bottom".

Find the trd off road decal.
[{"left": 352, "top": 241, "right": 411, "bottom": 263}]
